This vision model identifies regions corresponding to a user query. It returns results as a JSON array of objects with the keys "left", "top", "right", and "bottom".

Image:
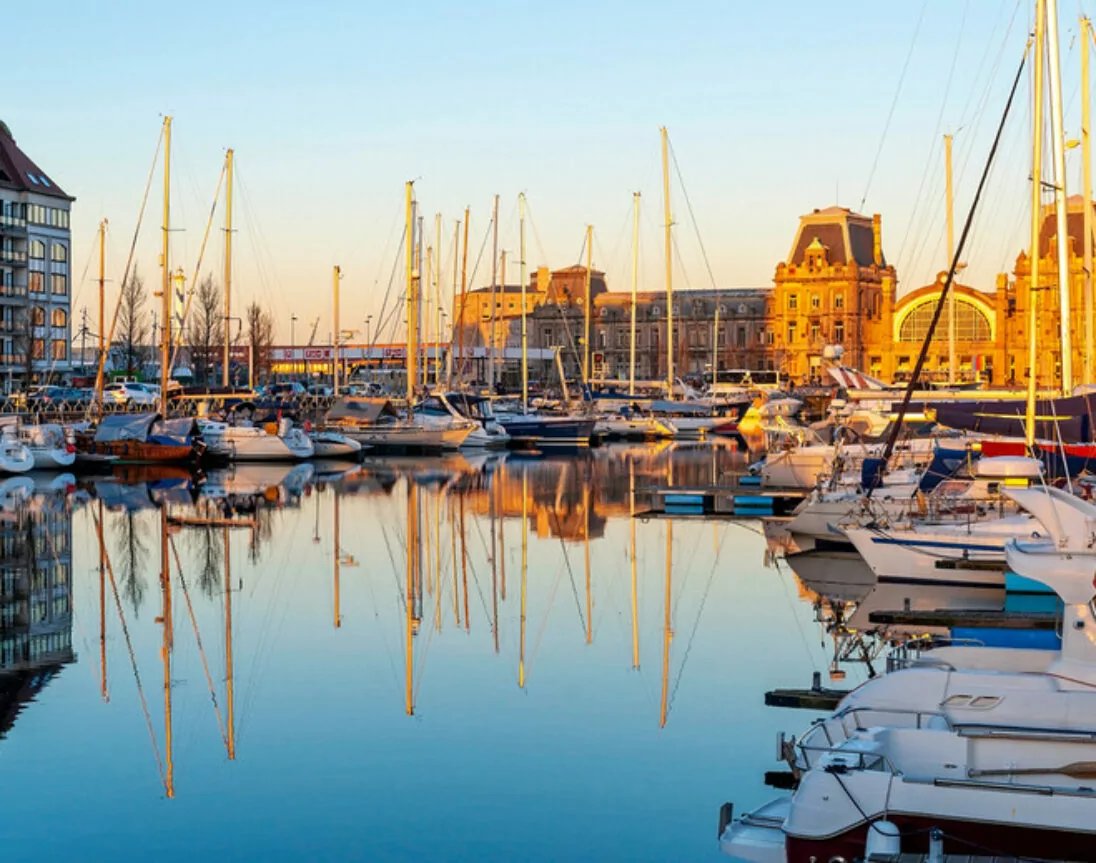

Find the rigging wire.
[{"left": 859, "top": 0, "right": 931, "bottom": 210}]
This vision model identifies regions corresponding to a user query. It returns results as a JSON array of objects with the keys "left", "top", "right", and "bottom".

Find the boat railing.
[
  {"left": 886, "top": 636, "right": 988, "bottom": 673},
  {"left": 797, "top": 705, "right": 950, "bottom": 770}
]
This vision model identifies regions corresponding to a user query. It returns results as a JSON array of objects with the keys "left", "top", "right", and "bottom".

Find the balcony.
[
  {"left": 0, "top": 284, "right": 26, "bottom": 299},
  {"left": 0, "top": 320, "right": 25, "bottom": 334},
  {"left": 0, "top": 248, "right": 26, "bottom": 266},
  {"left": 0, "top": 353, "right": 27, "bottom": 368},
  {"left": 0, "top": 214, "right": 27, "bottom": 235}
]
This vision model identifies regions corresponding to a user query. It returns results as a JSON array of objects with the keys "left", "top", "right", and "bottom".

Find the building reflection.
[{"left": 0, "top": 483, "right": 74, "bottom": 737}]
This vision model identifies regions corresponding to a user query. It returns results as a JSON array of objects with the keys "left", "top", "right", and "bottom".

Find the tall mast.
[
  {"left": 630, "top": 193, "right": 640, "bottom": 396},
  {"left": 223, "top": 148, "right": 234, "bottom": 387},
  {"left": 458, "top": 208, "right": 470, "bottom": 389},
  {"left": 945, "top": 133, "right": 956, "bottom": 385},
  {"left": 405, "top": 182, "right": 417, "bottom": 403},
  {"left": 583, "top": 225, "right": 593, "bottom": 387},
  {"left": 417, "top": 212, "right": 424, "bottom": 389},
  {"left": 661, "top": 126, "right": 674, "bottom": 396},
  {"left": 435, "top": 212, "right": 443, "bottom": 388},
  {"left": 489, "top": 194, "right": 499, "bottom": 393},
  {"left": 500, "top": 251, "right": 507, "bottom": 393},
  {"left": 1084, "top": 16, "right": 1094, "bottom": 385},
  {"left": 449, "top": 221, "right": 459, "bottom": 387},
  {"left": 405, "top": 480, "right": 416, "bottom": 715},
  {"left": 97, "top": 499, "right": 108, "bottom": 700},
  {"left": 519, "top": 194, "right": 529, "bottom": 411},
  {"left": 1047, "top": 0, "right": 1074, "bottom": 395},
  {"left": 160, "top": 116, "right": 172, "bottom": 416},
  {"left": 334, "top": 490, "right": 341, "bottom": 629},
  {"left": 1027, "top": 0, "right": 1047, "bottom": 444},
  {"left": 333, "top": 266, "right": 341, "bottom": 395},
  {"left": 96, "top": 219, "right": 107, "bottom": 408},
  {"left": 224, "top": 525, "right": 235, "bottom": 760}
]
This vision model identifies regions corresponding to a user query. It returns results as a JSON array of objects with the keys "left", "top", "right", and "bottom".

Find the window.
[
  {"left": 28, "top": 240, "right": 45, "bottom": 259},
  {"left": 810, "top": 321, "right": 821, "bottom": 341},
  {"left": 616, "top": 329, "right": 627, "bottom": 348},
  {"left": 51, "top": 339, "right": 66, "bottom": 361},
  {"left": 28, "top": 273, "right": 44, "bottom": 293},
  {"left": 717, "top": 328, "right": 727, "bottom": 347},
  {"left": 50, "top": 274, "right": 66, "bottom": 295},
  {"left": 51, "top": 308, "right": 66, "bottom": 328},
  {"left": 834, "top": 320, "right": 845, "bottom": 343},
  {"left": 787, "top": 322, "right": 797, "bottom": 342},
  {"left": 30, "top": 306, "right": 45, "bottom": 327},
  {"left": 898, "top": 297, "right": 991, "bottom": 343},
  {"left": 50, "top": 243, "right": 67, "bottom": 263},
  {"left": 650, "top": 305, "right": 660, "bottom": 318},
  {"left": 31, "top": 339, "right": 44, "bottom": 360},
  {"left": 27, "top": 173, "right": 39, "bottom": 186},
  {"left": 787, "top": 293, "right": 798, "bottom": 311},
  {"left": 542, "top": 327, "right": 552, "bottom": 346},
  {"left": 737, "top": 327, "right": 746, "bottom": 348},
  {"left": 48, "top": 208, "right": 68, "bottom": 229},
  {"left": 27, "top": 204, "right": 47, "bottom": 225},
  {"left": 834, "top": 293, "right": 844, "bottom": 310},
  {"left": 597, "top": 329, "right": 607, "bottom": 349},
  {"left": 810, "top": 294, "right": 820, "bottom": 310}
]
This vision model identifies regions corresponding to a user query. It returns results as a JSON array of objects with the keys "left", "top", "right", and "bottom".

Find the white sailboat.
[{"left": 198, "top": 417, "right": 315, "bottom": 461}]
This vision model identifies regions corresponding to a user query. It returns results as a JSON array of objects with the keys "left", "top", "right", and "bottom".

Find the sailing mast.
[
  {"left": 1084, "top": 16, "right": 1094, "bottom": 384},
  {"left": 334, "top": 491, "right": 341, "bottom": 629},
  {"left": 630, "top": 459, "right": 639, "bottom": 669},
  {"left": 160, "top": 507, "right": 174, "bottom": 797},
  {"left": 583, "top": 225, "right": 593, "bottom": 388},
  {"left": 97, "top": 499, "right": 109, "bottom": 700},
  {"left": 1047, "top": 0, "right": 1074, "bottom": 395},
  {"left": 489, "top": 194, "right": 499, "bottom": 393},
  {"left": 449, "top": 220, "right": 460, "bottom": 387},
  {"left": 159, "top": 116, "right": 172, "bottom": 417},
  {"left": 661, "top": 127, "right": 674, "bottom": 396},
  {"left": 435, "top": 212, "right": 443, "bottom": 388},
  {"left": 417, "top": 213, "right": 425, "bottom": 390},
  {"left": 406, "top": 182, "right": 417, "bottom": 404},
  {"left": 519, "top": 194, "right": 529, "bottom": 412},
  {"left": 630, "top": 194, "right": 640, "bottom": 397},
  {"left": 96, "top": 219, "right": 107, "bottom": 410},
  {"left": 406, "top": 479, "right": 417, "bottom": 716},
  {"left": 1027, "top": 0, "right": 1047, "bottom": 443},
  {"left": 660, "top": 518, "right": 673, "bottom": 728},
  {"left": 458, "top": 208, "right": 470, "bottom": 389},
  {"left": 945, "top": 133, "right": 956, "bottom": 384},
  {"left": 333, "top": 266, "right": 341, "bottom": 395},
  {"left": 223, "top": 149, "right": 233, "bottom": 387}
]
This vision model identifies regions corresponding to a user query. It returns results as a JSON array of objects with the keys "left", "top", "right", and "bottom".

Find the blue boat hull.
[{"left": 501, "top": 417, "right": 596, "bottom": 447}]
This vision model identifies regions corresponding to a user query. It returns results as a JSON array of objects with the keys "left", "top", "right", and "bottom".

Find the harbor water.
[{"left": 0, "top": 442, "right": 859, "bottom": 861}]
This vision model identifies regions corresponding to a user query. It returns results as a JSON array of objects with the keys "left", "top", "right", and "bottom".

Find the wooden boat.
[{"left": 75, "top": 413, "right": 203, "bottom": 465}]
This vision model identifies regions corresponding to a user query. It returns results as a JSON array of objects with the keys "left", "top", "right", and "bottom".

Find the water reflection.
[{"left": 3, "top": 439, "right": 833, "bottom": 860}]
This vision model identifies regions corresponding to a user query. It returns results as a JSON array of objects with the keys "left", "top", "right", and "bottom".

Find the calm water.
[{"left": 0, "top": 443, "right": 864, "bottom": 861}]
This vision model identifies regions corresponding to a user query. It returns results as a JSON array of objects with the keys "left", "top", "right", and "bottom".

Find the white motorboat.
[
  {"left": 199, "top": 418, "right": 315, "bottom": 461},
  {"left": 326, "top": 396, "right": 474, "bottom": 451},
  {"left": 595, "top": 412, "right": 675, "bottom": 440},
  {"left": 719, "top": 484, "right": 1096, "bottom": 862},
  {"left": 0, "top": 418, "right": 75, "bottom": 469},
  {"left": 308, "top": 430, "right": 363, "bottom": 459},
  {"left": 415, "top": 393, "right": 511, "bottom": 449},
  {"left": 0, "top": 427, "right": 34, "bottom": 475}
]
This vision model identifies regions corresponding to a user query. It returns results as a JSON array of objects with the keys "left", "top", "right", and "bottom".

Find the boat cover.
[
  {"left": 326, "top": 397, "right": 400, "bottom": 423},
  {"left": 934, "top": 395, "right": 1093, "bottom": 443},
  {"left": 93, "top": 413, "right": 161, "bottom": 443}
]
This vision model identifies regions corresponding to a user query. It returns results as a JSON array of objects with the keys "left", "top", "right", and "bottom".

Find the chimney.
[{"left": 872, "top": 214, "right": 883, "bottom": 267}]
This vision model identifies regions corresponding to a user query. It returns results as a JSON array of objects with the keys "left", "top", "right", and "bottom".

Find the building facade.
[{"left": 0, "top": 121, "right": 74, "bottom": 391}]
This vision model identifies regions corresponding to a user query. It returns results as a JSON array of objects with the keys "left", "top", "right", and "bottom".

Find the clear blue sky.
[{"left": 9, "top": 0, "right": 1086, "bottom": 343}]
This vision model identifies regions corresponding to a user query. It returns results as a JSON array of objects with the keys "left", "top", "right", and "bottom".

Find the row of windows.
[
  {"left": 786, "top": 321, "right": 846, "bottom": 343},
  {"left": 28, "top": 240, "right": 67, "bottom": 262},
  {"left": 26, "top": 205, "right": 69, "bottom": 230},
  {"left": 787, "top": 292, "right": 845, "bottom": 312},
  {"left": 27, "top": 273, "right": 67, "bottom": 295},
  {"left": 30, "top": 339, "right": 68, "bottom": 361},
  {"left": 0, "top": 629, "right": 72, "bottom": 669},
  {"left": 29, "top": 307, "right": 67, "bottom": 328}
]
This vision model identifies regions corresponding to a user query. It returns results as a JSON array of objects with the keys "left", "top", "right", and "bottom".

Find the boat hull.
[
  {"left": 76, "top": 439, "right": 197, "bottom": 465},
  {"left": 338, "top": 424, "right": 473, "bottom": 452},
  {"left": 501, "top": 417, "right": 596, "bottom": 447},
  {"left": 30, "top": 447, "right": 76, "bottom": 470}
]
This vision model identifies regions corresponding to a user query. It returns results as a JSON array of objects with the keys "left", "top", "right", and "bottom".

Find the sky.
[{"left": 8, "top": 0, "right": 1091, "bottom": 344}]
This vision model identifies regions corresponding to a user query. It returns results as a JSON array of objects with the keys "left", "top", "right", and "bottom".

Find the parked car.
[
  {"left": 268, "top": 382, "right": 307, "bottom": 399},
  {"left": 24, "top": 385, "right": 72, "bottom": 408},
  {"left": 307, "top": 384, "right": 333, "bottom": 397},
  {"left": 102, "top": 382, "right": 157, "bottom": 406}
]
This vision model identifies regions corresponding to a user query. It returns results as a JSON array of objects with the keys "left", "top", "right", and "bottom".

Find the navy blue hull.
[{"left": 502, "top": 417, "right": 596, "bottom": 447}]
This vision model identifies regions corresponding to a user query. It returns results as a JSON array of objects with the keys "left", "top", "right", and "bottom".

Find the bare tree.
[
  {"left": 184, "top": 275, "right": 223, "bottom": 385},
  {"left": 117, "top": 271, "right": 149, "bottom": 377},
  {"left": 246, "top": 301, "right": 275, "bottom": 384},
  {"left": 113, "top": 511, "right": 148, "bottom": 616}
]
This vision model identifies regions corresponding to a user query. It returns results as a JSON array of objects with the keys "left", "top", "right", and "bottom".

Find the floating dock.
[{"left": 638, "top": 479, "right": 806, "bottom": 518}]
